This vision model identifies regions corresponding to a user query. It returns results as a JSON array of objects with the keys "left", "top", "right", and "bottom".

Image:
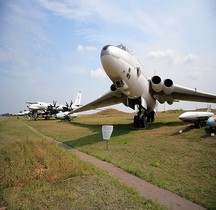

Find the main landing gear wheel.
[
  {"left": 133, "top": 114, "right": 146, "bottom": 129},
  {"left": 147, "top": 111, "right": 155, "bottom": 123},
  {"left": 133, "top": 109, "right": 155, "bottom": 129}
]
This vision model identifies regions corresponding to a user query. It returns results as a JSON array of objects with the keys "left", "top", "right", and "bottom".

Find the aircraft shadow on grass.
[
  {"left": 63, "top": 122, "right": 132, "bottom": 148},
  {"left": 170, "top": 124, "right": 213, "bottom": 139},
  {"left": 62, "top": 120, "right": 189, "bottom": 148},
  {"left": 146, "top": 121, "right": 185, "bottom": 130}
]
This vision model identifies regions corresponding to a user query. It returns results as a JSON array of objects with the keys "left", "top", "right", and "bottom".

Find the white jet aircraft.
[
  {"left": 178, "top": 106, "right": 214, "bottom": 128},
  {"left": 69, "top": 44, "right": 216, "bottom": 128}
]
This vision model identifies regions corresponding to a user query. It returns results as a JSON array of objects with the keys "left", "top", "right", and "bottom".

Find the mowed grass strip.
[
  {"left": 25, "top": 109, "right": 216, "bottom": 210},
  {"left": 0, "top": 117, "right": 166, "bottom": 210}
]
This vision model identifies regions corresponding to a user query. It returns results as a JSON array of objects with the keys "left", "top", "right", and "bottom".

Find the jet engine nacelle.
[
  {"left": 163, "top": 79, "right": 174, "bottom": 95},
  {"left": 110, "top": 84, "right": 122, "bottom": 97},
  {"left": 151, "top": 75, "right": 163, "bottom": 92},
  {"left": 151, "top": 76, "right": 174, "bottom": 95},
  {"left": 165, "top": 96, "right": 174, "bottom": 105},
  {"left": 110, "top": 83, "right": 117, "bottom": 92},
  {"left": 157, "top": 96, "right": 165, "bottom": 104}
]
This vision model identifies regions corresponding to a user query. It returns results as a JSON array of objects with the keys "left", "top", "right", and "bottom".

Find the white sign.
[{"left": 102, "top": 125, "right": 113, "bottom": 140}]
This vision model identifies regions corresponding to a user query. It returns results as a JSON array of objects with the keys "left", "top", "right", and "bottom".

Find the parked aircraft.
[
  {"left": 55, "top": 91, "right": 82, "bottom": 121},
  {"left": 16, "top": 110, "right": 30, "bottom": 116},
  {"left": 27, "top": 100, "right": 58, "bottom": 120},
  {"left": 69, "top": 44, "right": 216, "bottom": 128},
  {"left": 178, "top": 107, "right": 214, "bottom": 128},
  {"left": 55, "top": 111, "right": 78, "bottom": 121},
  {"left": 27, "top": 91, "right": 82, "bottom": 120}
]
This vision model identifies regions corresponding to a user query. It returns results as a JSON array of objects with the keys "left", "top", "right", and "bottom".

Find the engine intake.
[
  {"left": 163, "top": 79, "right": 174, "bottom": 95},
  {"left": 110, "top": 84, "right": 122, "bottom": 97},
  {"left": 151, "top": 75, "right": 163, "bottom": 92},
  {"left": 151, "top": 76, "right": 174, "bottom": 95},
  {"left": 110, "top": 84, "right": 117, "bottom": 91}
]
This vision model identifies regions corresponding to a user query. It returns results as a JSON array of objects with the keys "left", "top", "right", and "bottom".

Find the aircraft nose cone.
[
  {"left": 102, "top": 45, "right": 111, "bottom": 51},
  {"left": 178, "top": 113, "right": 185, "bottom": 121},
  {"left": 100, "top": 45, "right": 121, "bottom": 78},
  {"left": 100, "top": 45, "right": 112, "bottom": 57}
]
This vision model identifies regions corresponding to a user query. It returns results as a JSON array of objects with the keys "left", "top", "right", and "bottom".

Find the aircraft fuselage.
[{"left": 100, "top": 44, "right": 156, "bottom": 112}]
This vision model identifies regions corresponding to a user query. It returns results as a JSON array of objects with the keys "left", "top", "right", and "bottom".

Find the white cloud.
[
  {"left": 37, "top": 0, "right": 91, "bottom": 20},
  {"left": 77, "top": 45, "right": 97, "bottom": 52},
  {"left": 148, "top": 49, "right": 177, "bottom": 59},
  {"left": 174, "top": 54, "right": 196, "bottom": 64},
  {"left": 148, "top": 50, "right": 196, "bottom": 64},
  {"left": 77, "top": 45, "right": 84, "bottom": 52},
  {"left": 90, "top": 68, "right": 106, "bottom": 78},
  {"left": 188, "top": 70, "right": 202, "bottom": 80}
]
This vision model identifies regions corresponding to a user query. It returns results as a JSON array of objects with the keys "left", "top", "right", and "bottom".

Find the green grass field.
[
  {"left": 0, "top": 116, "right": 166, "bottom": 210},
  {"left": 23, "top": 109, "right": 216, "bottom": 210},
  {"left": 1, "top": 109, "right": 216, "bottom": 209}
]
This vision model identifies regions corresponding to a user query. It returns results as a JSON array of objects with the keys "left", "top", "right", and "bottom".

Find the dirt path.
[{"left": 25, "top": 123, "right": 206, "bottom": 210}]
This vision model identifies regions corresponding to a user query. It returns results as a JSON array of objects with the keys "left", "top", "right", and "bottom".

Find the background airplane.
[
  {"left": 178, "top": 106, "right": 214, "bottom": 128},
  {"left": 27, "top": 100, "right": 59, "bottom": 120},
  {"left": 27, "top": 91, "right": 82, "bottom": 120},
  {"left": 55, "top": 111, "right": 78, "bottom": 121},
  {"left": 16, "top": 110, "right": 30, "bottom": 117},
  {"left": 55, "top": 91, "right": 82, "bottom": 121},
  {"left": 69, "top": 44, "right": 216, "bottom": 128}
]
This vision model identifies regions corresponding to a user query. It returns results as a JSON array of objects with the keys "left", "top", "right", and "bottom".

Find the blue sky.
[{"left": 0, "top": 0, "right": 216, "bottom": 114}]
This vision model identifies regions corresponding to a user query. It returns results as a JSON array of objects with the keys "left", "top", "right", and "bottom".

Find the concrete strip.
[{"left": 63, "top": 146, "right": 206, "bottom": 210}]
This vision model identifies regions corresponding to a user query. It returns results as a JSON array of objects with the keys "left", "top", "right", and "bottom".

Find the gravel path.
[{"left": 25, "top": 123, "right": 206, "bottom": 210}]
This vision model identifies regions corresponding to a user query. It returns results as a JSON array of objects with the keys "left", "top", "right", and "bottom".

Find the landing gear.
[
  {"left": 45, "top": 115, "right": 50, "bottom": 120},
  {"left": 147, "top": 111, "right": 155, "bottom": 123},
  {"left": 133, "top": 104, "right": 155, "bottom": 129},
  {"left": 134, "top": 113, "right": 146, "bottom": 129},
  {"left": 33, "top": 112, "right": 37, "bottom": 121}
]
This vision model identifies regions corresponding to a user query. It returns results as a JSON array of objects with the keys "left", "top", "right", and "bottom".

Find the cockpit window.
[
  {"left": 117, "top": 44, "right": 126, "bottom": 51},
  {"left": 116, "top": 44, "right": 132, "bottom": 54}
]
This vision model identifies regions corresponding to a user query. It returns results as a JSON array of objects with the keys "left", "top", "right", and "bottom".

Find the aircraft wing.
[
  {"left": 70, "top": 83, "right": 216, "bottom": 114},
  {"left": 69, "top": 90, "right": 126, "bottom": 114},
  {"left": 155, "top": 84, "right": 216, "bottom": 103},
  {"left": 26, "top": 101, "right": 38, "bottom": 104}
]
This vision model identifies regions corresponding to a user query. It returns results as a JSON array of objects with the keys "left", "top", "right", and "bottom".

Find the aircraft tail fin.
[
  {"left": 74, "top": 91, "right": 82, "bottom": 106},
  {"left": 207, "top": 104, "right": 212, "bottom": 112}
]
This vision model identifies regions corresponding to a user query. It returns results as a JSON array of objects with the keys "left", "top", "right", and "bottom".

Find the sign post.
[{"left": 102, "top": 125, "right": 113, "bottom": 150}]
